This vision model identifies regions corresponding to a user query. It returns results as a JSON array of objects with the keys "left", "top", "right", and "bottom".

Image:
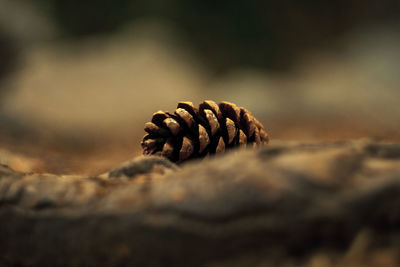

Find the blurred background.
[{"left": 0, "top": 0, "right": 399, "bottom": 174}]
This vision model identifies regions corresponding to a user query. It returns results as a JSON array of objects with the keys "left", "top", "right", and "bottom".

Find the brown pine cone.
[{"left": 141, "top": 100, "right": 269, "bottom": 163}]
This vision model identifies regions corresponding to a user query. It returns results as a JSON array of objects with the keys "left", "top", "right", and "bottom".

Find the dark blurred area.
[
  {"left": 0, "top": 0, "right": 399, "bottom": 174},
  {"left": 0, "top": 28, "right": 19, "bottom": 95},
  {"left": 31, "top": 0, "right": 400, "bottom": 71}
]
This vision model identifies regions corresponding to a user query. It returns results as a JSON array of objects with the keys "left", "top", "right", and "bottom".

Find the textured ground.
[{"left": 1, "top": 140, "right": 400, "bottom": 266}]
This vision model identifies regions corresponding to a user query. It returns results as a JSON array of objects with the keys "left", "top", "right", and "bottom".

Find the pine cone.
[{"left": 141, "top": 100, "right": 269, "bottom": 163}]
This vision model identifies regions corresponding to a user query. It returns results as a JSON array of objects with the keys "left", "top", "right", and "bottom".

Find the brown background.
[{"left": 0, "top": 0, "right": 399, "bottom": 174}]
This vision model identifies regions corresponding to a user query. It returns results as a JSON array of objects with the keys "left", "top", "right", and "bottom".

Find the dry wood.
[{"left": 1, "top": 140, "right": 400, "bottom": 266}]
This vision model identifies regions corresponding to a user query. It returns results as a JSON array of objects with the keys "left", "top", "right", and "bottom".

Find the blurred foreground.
[{"left": 1, "top": 140, "right": 400, "bottom": 266}]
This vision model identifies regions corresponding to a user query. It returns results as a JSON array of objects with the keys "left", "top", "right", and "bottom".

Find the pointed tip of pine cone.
[{"left": 141, "top": 100, "right": 269, "bottom": 164}]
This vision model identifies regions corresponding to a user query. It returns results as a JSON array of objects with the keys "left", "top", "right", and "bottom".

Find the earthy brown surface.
[{"left": 1, "top": 140, "right": 400, "bottom": 266}]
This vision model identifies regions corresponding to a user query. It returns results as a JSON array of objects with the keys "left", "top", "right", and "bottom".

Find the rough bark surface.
[{"left": 1, "top": 140, "right": 400, "bottom": 266}]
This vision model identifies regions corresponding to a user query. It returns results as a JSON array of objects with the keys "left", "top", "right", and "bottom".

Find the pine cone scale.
[
  {"left": 151, "top": 111, "right": 169, "bottom": 125},
  {"left": 239, "top": 130, "right": 247, "bottom": 147},
  {"left": 163, "top": 118, "right": 181, "bottom": 136},
  {"left": 203, "top": 109, "right": 220, "bottom": 136},
  {"left": 240, "top": 108, "right": 256, "bottom": 138},
  {"left": 219, "top": 101, "right": 241, "bottom": 124},
  {"left": 216, "top": 137, "right": 225, "bottom": 154},
  {"left": 201, "top": 100, "right": 231, "bottom": 147},
  {"left": 225, "top": 118, "right": 236, "bottom": 145},
  {"left": 161, "top": 139, "right": 174, "bottom": 158},
  {"left": 175, "top": 108, "right": 194, "bottom": 129},
  {"left": 198, "top": 124, "right": 210, "bottom": 153},
  {"left": 180, "top": 136, "right": 194, "bottom": 161},
  {"left": 199, "top": 100, "right": 223, "bottom": 120},
  {"left": 177, "top": 102, "right": 198, "bottom": 119}
]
